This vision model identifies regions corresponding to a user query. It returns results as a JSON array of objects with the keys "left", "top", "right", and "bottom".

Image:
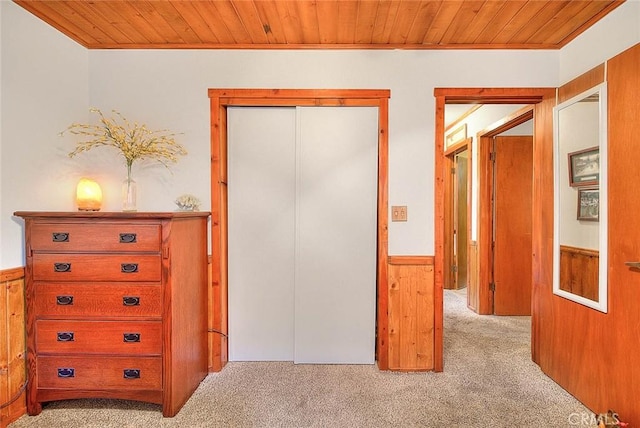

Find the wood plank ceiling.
[{"left": 14, "top": 0, "right": 623, "bottom": 50}]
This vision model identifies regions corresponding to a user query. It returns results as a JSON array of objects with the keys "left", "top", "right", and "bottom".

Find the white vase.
[{"left": 122, "top": 176, "right": 137, "bottom": 212}]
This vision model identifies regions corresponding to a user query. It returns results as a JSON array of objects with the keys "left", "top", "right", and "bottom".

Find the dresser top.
[{"left": 14, "top": 211, "right": 210, "bottom": 219}]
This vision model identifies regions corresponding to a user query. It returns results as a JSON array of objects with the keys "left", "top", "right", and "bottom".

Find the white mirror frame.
[{"left": 553, "top": 83, "right": 608, "bottom": 313}]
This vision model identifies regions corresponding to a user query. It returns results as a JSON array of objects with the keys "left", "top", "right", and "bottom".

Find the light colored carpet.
[{"left": 10, "top": 289, "right": 594, "bottom": 427}]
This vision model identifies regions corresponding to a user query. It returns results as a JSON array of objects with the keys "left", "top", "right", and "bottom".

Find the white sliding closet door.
[
  {"left": 228, "top": 107, "right": 296, "bottom": 361},
  {"left": 228, "top": 106, "right": 377, "bottom": 364},
  {"left": 294, "top": 107, "right": 378, "bottom": 364}
]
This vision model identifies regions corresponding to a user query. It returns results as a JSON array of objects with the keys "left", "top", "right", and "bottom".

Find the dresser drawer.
[
  {"left": 30, "top": 223, "right": 161, "bottom": 252},
  {"left": 36, "top": 320, "right": 162, "bottom": 355},
  {"left": 34, "top": 283, "right": 162, "bottom": 318},
  {"left": 33, "top": 254, "right": 161, "bottom": 282},
  {"left": 37, "top": 355, "right": 162, "bottom": 390}
]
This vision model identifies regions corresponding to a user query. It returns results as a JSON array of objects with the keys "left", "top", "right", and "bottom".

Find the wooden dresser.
[{"left": 14, "top": 211, "right": 210, "bottom": 417}]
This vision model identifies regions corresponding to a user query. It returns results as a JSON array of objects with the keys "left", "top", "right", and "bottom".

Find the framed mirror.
[{"left": 553, "top": 83, "right": 608, "bottom": 313}]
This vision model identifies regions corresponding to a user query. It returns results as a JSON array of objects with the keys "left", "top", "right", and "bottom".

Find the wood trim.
[
  {"left": 478, "top": 135, "right": 494, "bottom": 315},
  {"left": 209, "top": 88, "right": 391, "bottom": 371},
  {"left": 434, "top": 88, "right": 553, "bottom": 104},
  {"left": 434, "top": 87, "right": 555, "bottom": 371},
  {"left": 388, "top": 256, "right": 434, "bottom": 266},
  {"left": 558, "top": 63, "right": 606, "bottom": 104},
  {"left": 444, "top": 136, "right": 472, "bottom": 156},
  {"left": 434, "top": 94, "right": 445, "bottom": 372},
  {"left": 0, "top": 268, "right": 24, "bottom": 283}
]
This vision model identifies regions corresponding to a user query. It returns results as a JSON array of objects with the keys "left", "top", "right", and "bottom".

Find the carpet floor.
[{"left": 10, "top": 289, "right": 594, "bottom": 427}]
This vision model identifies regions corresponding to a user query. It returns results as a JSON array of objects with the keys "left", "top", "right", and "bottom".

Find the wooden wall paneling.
[
  {"left": 558, "top": 64, "right": 605, "bottom": 104},
  {"left": 467, "top": 241, "right": 479, "bottom": 312},
  {"left": 538, "top": 43, "right": 640, "bottom": 425},
  {"left": 537, "top": 46, "right": 640, "bottom": 426},
  {"left": 0, "top": 268, "right": 26, "bottom": 427},
  {"left": 531, "top": 92, "right": 555, "bottom": 365},
  {"left": 605, "top": 42, "right": 640, "bottom": 424},
  {"left": 209, "top": 89, "right": 391, "bottom": 371},
  {"left": 559, "top": 246, "right": 599, "bottom": 301},
  {"left": 387, "top": 257, "right": 434, "bottom": 371}
]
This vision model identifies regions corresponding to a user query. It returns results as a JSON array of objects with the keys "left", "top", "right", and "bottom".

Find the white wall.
[
  {"left": 1, "top": 1, "right": 638, "bottom": 269},
  {"left": 85, "top": 49, "right": 558, "bottom": 260},
  {"left": 0, "top": 1, "right": 89, "bottom": 268},
  {"left": 560, "top": 0, "right": 640, "bottom": 84}
]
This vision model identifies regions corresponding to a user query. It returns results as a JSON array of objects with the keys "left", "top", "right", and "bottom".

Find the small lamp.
[{"left": 76, "top": 178, "right": 102, "bottom": 211}]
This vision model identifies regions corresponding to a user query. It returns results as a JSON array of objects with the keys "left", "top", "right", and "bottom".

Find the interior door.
[
  {"left": 227, "top": 107, "right": 297, "bottom": 361},
  {"left": 493, "top": 136, "right": 533, "bottom": 315},
  {"left": 228, "top": 106, "right": 377, "bottom": 364},
  {"left": 294, "top": 106, "right": 378, "bottom": 364}
]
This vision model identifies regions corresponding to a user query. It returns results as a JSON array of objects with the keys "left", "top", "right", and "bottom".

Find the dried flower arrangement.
[{"left": 61, "top": 108, "right": 187, "bottom": 182}]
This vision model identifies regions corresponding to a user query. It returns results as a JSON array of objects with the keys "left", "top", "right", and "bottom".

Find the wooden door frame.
[
  {"left": 434, "top": 88, "right": 555, "bottom": 371},
  {"left": 208, "top": 89, "right": 391, "bottom": 372},
  {"left": 478, "top": 106, "right": 534, "bottom": 315},
  {"left": 444, "top": 138, "right": 472, "bottom": 291}
]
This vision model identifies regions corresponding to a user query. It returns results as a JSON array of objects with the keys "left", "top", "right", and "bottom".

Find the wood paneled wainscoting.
[
  {"left": 0, "top": 267, "right": 26, "bottom": 428},
  {"left": 388, "top": 256, "right": 435, "bottom": 371},
  {"left": 559, "top": 246, "right": 599, "bottom": 302}
]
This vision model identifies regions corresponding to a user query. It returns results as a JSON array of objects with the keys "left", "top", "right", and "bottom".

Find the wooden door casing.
[
  {"left": 209, "top": 89, "right": 390, "bottom": 372},
  {"left": 435, "top": 88, "right": 554, "bottom": 371}
]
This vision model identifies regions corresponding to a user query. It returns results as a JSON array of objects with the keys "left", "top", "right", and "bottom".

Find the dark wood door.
[{"left": 493, "top": 136, "right": 533, "bottom": 315}]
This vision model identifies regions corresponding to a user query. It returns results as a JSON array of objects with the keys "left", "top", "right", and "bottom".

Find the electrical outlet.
[{"left": 391, "top": 206, "right": 407, "bottom": 222}]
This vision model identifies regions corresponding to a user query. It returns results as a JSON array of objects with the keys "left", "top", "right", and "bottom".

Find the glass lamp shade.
[{"left": 76, "top": 178, "right": 102, "bottom": 211}]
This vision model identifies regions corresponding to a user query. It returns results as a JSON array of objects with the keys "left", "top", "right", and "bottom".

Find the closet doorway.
[
  {"left": 227, "top": 106, "right": 377, "bottom": 363},
  {"left": 209, "top": 89, "right": 391, "bottom": 372}
]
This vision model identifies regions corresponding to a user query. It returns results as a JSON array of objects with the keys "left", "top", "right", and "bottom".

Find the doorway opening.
[
  {"left": 208, "top": 89, "right": 391, "bottom": 372},
  {"left": 444, "top": 139, "right": 471, "bottom": 294},
  {"left": 434, "top": 88, "right": 555, "bottom": 371}
]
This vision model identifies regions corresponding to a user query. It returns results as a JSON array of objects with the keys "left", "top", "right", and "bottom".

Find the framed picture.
[
  {"left": 577, "top": 188, "right": 599, "bottom": 221},
  {"left": 568, "top": 146, "right": 599, "bottom": 187}
]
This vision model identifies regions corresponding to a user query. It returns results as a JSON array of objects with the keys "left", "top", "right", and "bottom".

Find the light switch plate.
[{"left": 391, "top": 206, "right": 407, "bottom": 222}]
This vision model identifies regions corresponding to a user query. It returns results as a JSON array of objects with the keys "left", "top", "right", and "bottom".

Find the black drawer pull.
[
  {"left": 54, "top": 263, "right": 71, "bottom": 272},
  {"left": 119, "top": 233, "right": 137, "bottom": 243},
  {"left": 123, "top": 333, "right": 141, "bottom": 343},
  {"left": 57, "top": 332, "right": 74, "bottom": 342},
  {"left": 52, "top": 232, "right": 69, "bottom": 242},
  {"left": 123, "top": 369, "right": 140, "bottom": 379},
  {"left": 121, "top": 263, "right": 138, "bottom": 273},
  {"left": 56, "top": 295, "right": 74, "bottom": 305},
  {"left": 123, "top": 296, "right": 140, "bottom": 306},
  {"left": 57, "top": 368, "right": 75, "bottom": 378}
]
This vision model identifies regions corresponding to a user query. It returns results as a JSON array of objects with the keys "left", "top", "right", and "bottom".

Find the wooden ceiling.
[{"left": 14, "top": 0, "right": 623, "bottom": 50}]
